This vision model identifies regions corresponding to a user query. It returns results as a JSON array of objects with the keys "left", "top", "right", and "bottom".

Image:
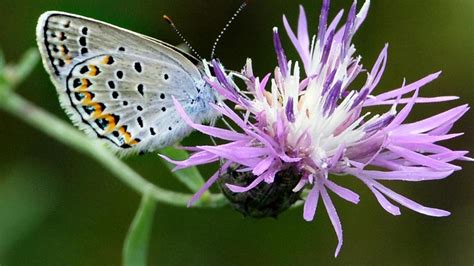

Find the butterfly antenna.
[
  {"left": 210, "top": 1, "right": 248, "bottom": 59},
  {"left": 163, "top": 15, "right": 203, "bottom": 60}
]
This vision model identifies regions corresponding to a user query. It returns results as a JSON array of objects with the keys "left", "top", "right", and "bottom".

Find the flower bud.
[{"left": 218, "top": 166, "right": 302, "bottom": 218}]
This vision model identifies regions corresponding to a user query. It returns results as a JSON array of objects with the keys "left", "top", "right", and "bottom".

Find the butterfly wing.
[{"left": 36, "top": 11, "right": 217, "bottom": 155}]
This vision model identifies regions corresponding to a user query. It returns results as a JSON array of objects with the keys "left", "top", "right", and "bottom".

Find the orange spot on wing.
[
  {"left": 88, "top": 65, "right": 99, "bottom": 76},
  {"left": 105, "top": 115, "right": 116, "bottom": 133},
  {"left": 60, "top": 46, "right": 67, "bottom": 55},
  {"left": 102, "top": 56, "right": 114, "bottom": 65},
  {"left": 81, "top": 92, "right": 93, "bottom": 105},
  {"left": 95, "top": 114, "right": 116, "bottom": 133},
  {"left": 119, "top": 126, "right": 133, "bottom": 143},
  {"left": 91, "top": 103, "right": 104, "bottom": 118},
  {"left": 117, "top": 126, "right": 140, "bottom": 146},
  {"left": 77, "top": 78, "right": 92, "bottom": 91}
]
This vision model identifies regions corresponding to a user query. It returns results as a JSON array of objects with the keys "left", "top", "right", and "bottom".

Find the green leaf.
[
  {"left": 160, "top": 145, "right": 207, "bottom": 194},
  {"left": 122, "top": 187, "right": 157, "bottom": 266}
]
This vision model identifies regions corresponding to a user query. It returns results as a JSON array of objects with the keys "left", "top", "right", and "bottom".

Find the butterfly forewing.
[{"left": 36, "top": 11, "right": 217, "bottom": 155}]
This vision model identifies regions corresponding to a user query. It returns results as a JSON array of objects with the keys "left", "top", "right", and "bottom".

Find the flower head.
[{"left": 163, "top": 0, "right": 471, "bottom": 257}]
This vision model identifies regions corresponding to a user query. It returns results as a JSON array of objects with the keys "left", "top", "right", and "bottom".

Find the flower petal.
[
  {"left": 273, "top": 27, "right": 288, "bottom": 77},
  {"left": 372, "top": 180, "right": 451, "bottom": 217},
  {"left": 298, "top": 5, "right": 310, "bottom": 52},
  {"left": 317, "top": 0, "right": 330, "bottom": 44},
  {"left": 366, "top": 72, "right": 441, "bottom": 105},
  {"left": 357, "top": 169, "right": 454, "bottom": 181},
  {"left": 325, "top": 179, "right": 360, "bottom": 204},
  {"left": 320, "top": 184, "right": 344, "bottom": 257},
  {"left": 387, "top": 145, "right": 461, "bottom": 171},
  {"left": 226, "top": 174, "right": 265, "bottom": 193},
  {"left": 188, "top": 162, "right": 231, "bottom": 207},
  {"left": 394, "top": 105, "right": 469, "bottom": 135},
  {"left": 303, "top": 183, "right": 320, "bottom": 221}
]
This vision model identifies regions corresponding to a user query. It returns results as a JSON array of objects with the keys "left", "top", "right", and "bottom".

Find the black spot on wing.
[
  {"left": 137, "top": 117, "right": 144, "bottom": 128},
  {"left": 79, "top": 65, "right": 89, "bottom": 74},
  {"left": 108, "top": 80, "right": 116, "bottom": 89},
  {"left": 134, "top": 62, "right": 142, "bottom": 73},
  {"left": 79, "top": 36, "right": 86, "bottom": 46},
  {"left": 116, "top": 70, "right": 123, "bottom": 79},
  {"left": 137, "top": 84, "right": 144, "bottom": 96}
]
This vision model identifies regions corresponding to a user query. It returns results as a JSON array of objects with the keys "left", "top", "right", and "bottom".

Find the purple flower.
[{"left": 163, "top": 0, "right": 471, "bottom": 257}]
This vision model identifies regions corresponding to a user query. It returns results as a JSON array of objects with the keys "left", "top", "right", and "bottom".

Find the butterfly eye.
[{"left": 164, "top": 74, "right": 169, "bottom": 80}]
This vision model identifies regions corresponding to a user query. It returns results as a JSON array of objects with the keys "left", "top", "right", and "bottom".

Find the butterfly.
[{"left": 36, "top": 11, "right": 220, "bottom": 156}]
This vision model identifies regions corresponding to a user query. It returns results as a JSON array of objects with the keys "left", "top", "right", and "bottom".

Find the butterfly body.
[{"left": 36, "top": 11, "right": 219, "bottom": 155}]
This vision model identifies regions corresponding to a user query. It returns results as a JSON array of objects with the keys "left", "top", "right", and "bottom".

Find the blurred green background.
[{"left": 0, "top": 0, "right": 473, "bottom": 265}]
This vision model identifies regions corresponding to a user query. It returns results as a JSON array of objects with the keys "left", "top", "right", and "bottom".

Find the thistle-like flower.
[{"left": 164, "top": 0, "right": 471, "bottom": 256}]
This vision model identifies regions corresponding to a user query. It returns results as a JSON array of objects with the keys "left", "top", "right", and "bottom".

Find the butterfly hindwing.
[
  {"left": 36, "top": 11, "right": 217, "bottom": 155},
  {"left": 65, "top": 54, "right": 196, "bottom": 151}
]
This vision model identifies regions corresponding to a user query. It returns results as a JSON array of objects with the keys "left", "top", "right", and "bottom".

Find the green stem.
[{"left": 0, "top": 92, "right": 226, "bottom": 208}]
